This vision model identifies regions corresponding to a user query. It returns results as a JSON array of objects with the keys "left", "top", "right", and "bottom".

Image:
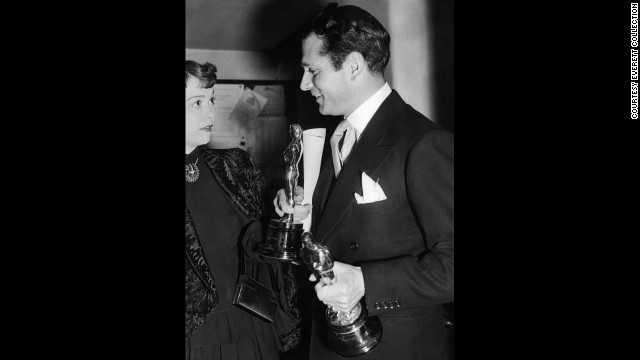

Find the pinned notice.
[{"left": 229, "top": 88, "right": 268, "bottom": 128}]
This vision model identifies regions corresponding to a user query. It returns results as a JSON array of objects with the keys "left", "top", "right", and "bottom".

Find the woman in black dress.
[{"left": 185, "top": 60, "right": 302, "bottom": 360}]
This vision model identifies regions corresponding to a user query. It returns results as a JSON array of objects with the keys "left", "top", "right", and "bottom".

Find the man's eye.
[
  {"left": 209, "top": 97, "right": 215, "bottom": 105},
  {"left": 193, "top": 100, "right": 201, "bottom": 107}
]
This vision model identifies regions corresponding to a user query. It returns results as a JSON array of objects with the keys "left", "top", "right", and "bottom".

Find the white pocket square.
[{"left": 354, "top": 172, "right": 387, "bottom": 204}]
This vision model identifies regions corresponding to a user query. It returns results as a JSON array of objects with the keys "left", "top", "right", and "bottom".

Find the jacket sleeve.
[{"left": 361, "top": 129, "right": 454, "bottom": 314}]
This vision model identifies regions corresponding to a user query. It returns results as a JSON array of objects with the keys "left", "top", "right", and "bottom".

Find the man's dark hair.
[
  {"left": 301, "top": 5, "right": 390, "bottom": 75},
  {"left": 185, "top": 60, "right": 217, "bottom": 88}
]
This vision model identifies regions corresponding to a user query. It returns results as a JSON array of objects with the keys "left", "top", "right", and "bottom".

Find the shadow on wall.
[
  {"left": 249, "top": 0, "right": 334, "bottom": 55},
  {"left": 428, "top": 0, "right": 454, "bottom": 133},
  {"left": 265, "top": 1, "right": 342, "bottom": 131}
]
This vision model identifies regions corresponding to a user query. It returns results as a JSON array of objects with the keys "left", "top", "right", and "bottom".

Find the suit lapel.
[
  {"left": 312, "top": 153, "right": 334, "bottom": 230},
  {"left": 314, "top": 91, "right": 405, "bottom": 245}
]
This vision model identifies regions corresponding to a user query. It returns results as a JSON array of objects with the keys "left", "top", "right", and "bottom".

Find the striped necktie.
[
  {"left": 330, "top": 120, "right": 357, "bottom": 178},
  {"left": 339, "top": 124, "right": 356, "bottom": 164}
]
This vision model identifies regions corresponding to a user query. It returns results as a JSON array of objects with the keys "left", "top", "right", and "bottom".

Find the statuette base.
[
  {"left": 258, "top": 218, "right": 304, "bottom": 262},
  {"left": 326, "top": 307, "right": 383, "bottom": 357}
]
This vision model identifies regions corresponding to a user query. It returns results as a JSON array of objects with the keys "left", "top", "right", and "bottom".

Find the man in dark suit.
[{"left": 274, "top": 5, "right": 453, "bottom": 360}]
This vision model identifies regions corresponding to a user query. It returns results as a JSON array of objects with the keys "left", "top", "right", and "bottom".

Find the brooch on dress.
[{"left": 185, "top": 158, "right": 200, "bottom": 183}]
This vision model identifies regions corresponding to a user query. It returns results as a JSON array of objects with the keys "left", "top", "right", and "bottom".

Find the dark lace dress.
[{"left": 185, "top": 148, "right": 280, "bottom": 360}]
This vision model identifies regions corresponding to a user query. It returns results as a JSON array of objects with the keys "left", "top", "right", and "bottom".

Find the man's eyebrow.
[{"left": 187, "top": 95, "right": 204, "bottom": 101}]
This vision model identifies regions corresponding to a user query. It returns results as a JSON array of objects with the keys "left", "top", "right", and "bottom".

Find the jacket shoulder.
[{"left": 386, "top": 99, "right": 452, "bottom": 148}]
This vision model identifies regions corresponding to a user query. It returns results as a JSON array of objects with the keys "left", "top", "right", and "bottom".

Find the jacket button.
[
  {"left": 349, "top": 242, "right": 359, "bottom": 250},
  {"left": 388, "top": 301, "right": 395, "bottom": 309},
  {"left": 382, "top": 302, "right": 389, "bottom": 309},
  {"left": 394, "top": 300, "right": 401, "bottom": 307},
  {"left": 374, "top": 302, "right": 381, "bottom": 310}
]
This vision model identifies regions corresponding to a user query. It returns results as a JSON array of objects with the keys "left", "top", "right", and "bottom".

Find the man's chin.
[{"left": 318, "top": 104, "right": 332, "bottom": 116}]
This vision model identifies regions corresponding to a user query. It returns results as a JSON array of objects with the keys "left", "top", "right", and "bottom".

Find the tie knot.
[{"left": 334, "top": 119, "right": 352, "bottom": 135}]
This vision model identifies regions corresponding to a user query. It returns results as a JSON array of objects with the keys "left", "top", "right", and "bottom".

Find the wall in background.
[
  {"left": 186, "top": 49, "right": 295, "bottom": 81},
  {"left": 186, "top": 0, "right": 453, "bottom": 131},
  {"left": 340, "top": 0, "right": 454, "bottom": 131}
]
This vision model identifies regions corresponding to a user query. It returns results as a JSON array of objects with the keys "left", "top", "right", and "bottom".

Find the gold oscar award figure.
[
  {"left": 299, "top": 232, "right": 383, "bottom": 357},
  {"left": 258, "top": 124, "right": 305, "bottom": 262}
]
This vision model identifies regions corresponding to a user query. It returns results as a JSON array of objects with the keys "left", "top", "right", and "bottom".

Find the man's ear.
[{"left": 346, "top": 52, "right": 365, "bottom": 80}]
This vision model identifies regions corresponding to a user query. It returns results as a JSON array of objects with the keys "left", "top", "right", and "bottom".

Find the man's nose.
[{"left": 300, "top": 72, "right": 313, "bottom": 92}]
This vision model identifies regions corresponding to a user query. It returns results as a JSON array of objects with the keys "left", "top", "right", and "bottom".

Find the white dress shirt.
[
  {"left": 331, "top": 82, "right": 392, "bottom": 177},
  {"left": 345, "top": 82, "right": 392, "bottom": 141}
]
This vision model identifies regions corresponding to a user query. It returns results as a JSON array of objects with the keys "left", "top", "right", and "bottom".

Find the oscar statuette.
[
  {"left": 258, "top": 124, "right": 305, "bottom": 262},
  {"left": 299, "top": 232, "right": 383, "bottom": 357}
]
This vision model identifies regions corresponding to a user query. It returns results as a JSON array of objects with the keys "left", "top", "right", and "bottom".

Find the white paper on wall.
[
  {"left": 210, "top": 85, "right": 269, "bottom": 152},
  {"left": 229, "top": 88, "right": 268, "bottom": 127},
  {"left": 253, "top": 85, "right": 286, "bottom": 117},
  {"left": 209, "top": 84, "right": 244, "bottom": 148},
  {"left": 250, "top": 116, "right": 288, "bottom": 165}
]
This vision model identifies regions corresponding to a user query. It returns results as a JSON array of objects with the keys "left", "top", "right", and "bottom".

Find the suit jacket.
[{"left": 309, "top": 90, "right": 454, "bottom": 360}]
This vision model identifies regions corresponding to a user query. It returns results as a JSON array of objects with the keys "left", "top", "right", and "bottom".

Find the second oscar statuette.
[{"left": 299, "top": 232, "right": 383, "bottom": 357}]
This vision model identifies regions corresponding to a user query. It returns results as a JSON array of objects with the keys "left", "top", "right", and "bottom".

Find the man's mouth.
[{"left": 201, "top": 125, "right": 213, "bottom": 131}]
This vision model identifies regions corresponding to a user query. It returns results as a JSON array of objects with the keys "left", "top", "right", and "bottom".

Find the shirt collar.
[{"left": 345, "top": 82, "right": 392, "bottom": 140}]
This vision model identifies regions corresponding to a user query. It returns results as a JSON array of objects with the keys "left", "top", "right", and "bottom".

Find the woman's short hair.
[
  {"left": 185, "top": 60, "right": 217, "bottom": 88},
  {"left": 301, "top": 5, "right": 390, "bottom": 75}
]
